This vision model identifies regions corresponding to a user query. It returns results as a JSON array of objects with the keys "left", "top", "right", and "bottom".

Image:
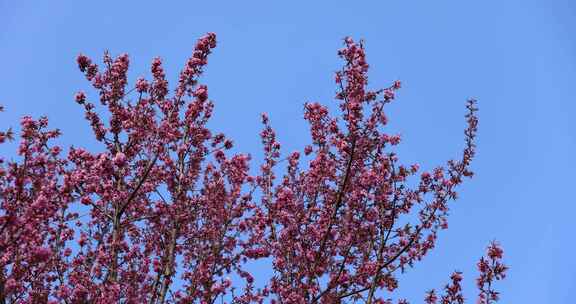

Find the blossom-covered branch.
[{"left": 0, "top": 34, "right": 507, "bottom": 303}]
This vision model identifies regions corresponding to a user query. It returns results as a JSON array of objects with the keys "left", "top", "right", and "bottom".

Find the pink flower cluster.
[
  {"left": 0, "top": 34, "right": 507, "bottom": 303},
  {"left": 476, "top": 242, "right": 508, "bottom": 304}
]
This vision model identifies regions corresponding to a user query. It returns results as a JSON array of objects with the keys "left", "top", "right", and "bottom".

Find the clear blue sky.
[{"left": 1, "top": 0, "right": 575, "bottom": 302}]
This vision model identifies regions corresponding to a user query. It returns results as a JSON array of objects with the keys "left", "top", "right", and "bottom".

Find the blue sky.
[{"left": 1, "top": 0, "right": 575, "bottom": 302}]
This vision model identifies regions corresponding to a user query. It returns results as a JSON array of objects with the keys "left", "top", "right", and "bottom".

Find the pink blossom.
[
  {"left": 75, "top": 91, "right": 86, "bottom": 104},
  {"left": 0, "top": 34, "right": 505, "bottom": 304},
  {"left": 113, "top": 152, "right": 127, "bottom": 166}
]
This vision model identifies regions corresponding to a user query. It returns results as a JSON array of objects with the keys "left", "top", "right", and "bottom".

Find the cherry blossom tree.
[{"left": 0, "top": 33, "right": 506, "bottom": 303}]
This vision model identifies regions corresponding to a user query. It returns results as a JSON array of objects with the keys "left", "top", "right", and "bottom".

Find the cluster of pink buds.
[{"left": 0, "top": 34, "right": 507, "bottom": 303}]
